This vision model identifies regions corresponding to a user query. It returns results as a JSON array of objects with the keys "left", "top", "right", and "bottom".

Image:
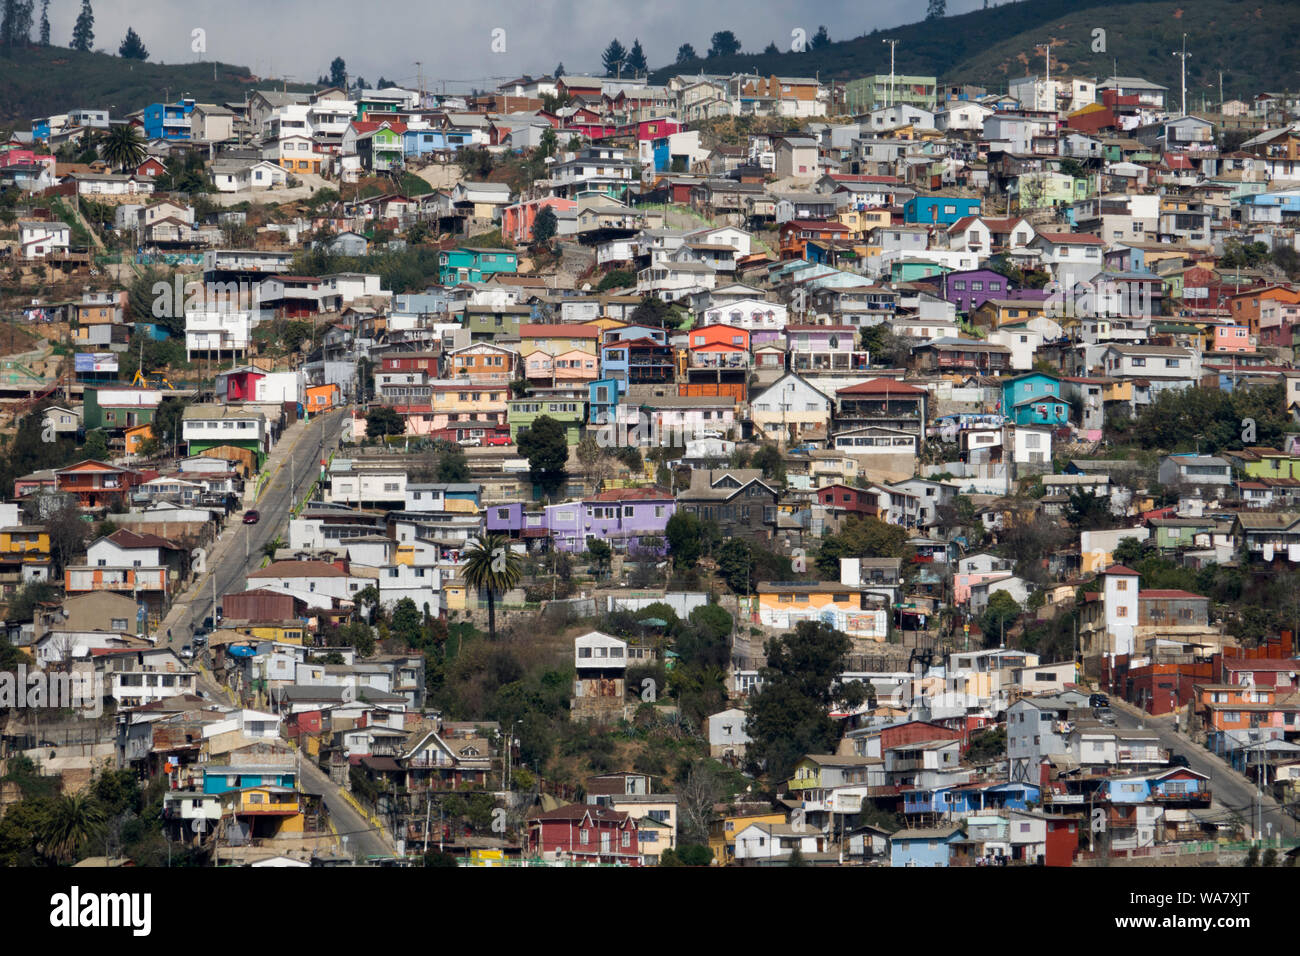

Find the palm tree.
[
  {"left": 100, "top": 123, "right": 147, "bottom": 173},
  {"left": 262, "top": 536, "right": 285, "bottom": 559},
  {"left": 462, "top": 533, "right": 523, "bottom": 641},
  {"left": 41, "top": 793, "right": 106, "bottom": 863}
]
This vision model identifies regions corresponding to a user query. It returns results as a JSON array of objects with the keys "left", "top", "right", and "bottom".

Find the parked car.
[
  {"left": 1168, "top": 754, "right": 1190, "bottom": 768},
  {"left": 1089, "top": 693, "right": 1110, "bottom": 708},
  {"left": 458, "top": 437, "right": 482, "bottom": 447},
  {"left": 192, "top": 633, "right": 208, "bottom": 648},
  {"left": 201, "top": 616, "right": 214, "bottom": 632},
  {"left": 484, "top": 434, "right": 513, "bottom": 446},
  {"left": 179, "top": 645, "right": 194, "bottom": 661},
  {"left": 243, "top": 509, "right": 260, "bottom": 524}
]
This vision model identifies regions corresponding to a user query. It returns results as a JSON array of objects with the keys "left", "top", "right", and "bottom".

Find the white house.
[
  {"left": 749, "top": 372, "right": 833, "bottom": 443},
  {"left": 18, "top": 219, "right": 70, "bottom": 258},
  {"left": 707, "top": 707, "right": 752, "bottom": 761}
]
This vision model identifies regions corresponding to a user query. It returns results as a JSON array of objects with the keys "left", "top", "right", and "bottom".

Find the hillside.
[
  {"left": 653, "top": 0, "right": 1300, "bottom": 104},
  {"left": 0, "top": 46, "right": 317, "bottom": 126}
]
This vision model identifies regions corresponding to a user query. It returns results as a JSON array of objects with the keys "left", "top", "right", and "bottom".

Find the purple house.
[
  {"left": 924, "top": 269, "right": 1014, "bottom": 314},
  {"left": 486, "top": 502, "right": 549, "bottom": 543},
  {"left": 544, "top": 486, "right": 675, "bottom": 553}
]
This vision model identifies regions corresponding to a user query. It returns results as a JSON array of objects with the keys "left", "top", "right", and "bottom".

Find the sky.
[{"left": 43, "top": 0, "right": 991, "bottom": 92}]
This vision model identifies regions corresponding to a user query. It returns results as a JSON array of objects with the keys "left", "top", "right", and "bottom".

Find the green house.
[
  {"left": 438, "top": 247, "right": 519, "bottom": 286},
  {"left": 181, "top": 405, "right": 269, "bottom": 468},
  {"left": 508, "top": 398, "right": 586, "bottom": 444},
  {"left": 465, "top": 304, "right": 530, "bottom": 341},
  {"left": 83, "top": 387, "right": 160, "bottom": 432},
  {"left": 1148, "top": 517, "right": 1216, "bottom": 551}
]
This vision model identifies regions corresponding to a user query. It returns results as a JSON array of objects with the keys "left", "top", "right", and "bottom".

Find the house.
[
  {"left": 1157, "top": 455, "right": 1233, "bottom": 494},
  {"left": 18, "top": 219, "right": 70, "bottom": 258},
  {"left": 749, "top": 373, "right": 832, "bottom": 443},
  {"left": 437, "top": 247, "right": 520, "bottom": 285},
  {"left": 545, "top": 487, "right": 674, "bottom": 554},
  {"left": 675, "top": 470, "right": 779, "bottom": 542},
  {"left": 903, "top": 196, "right": 981, "bottom": 226},
  {"left": 732, "top": 821, "right": 824, "bottom": 861},
  {"left": 1000, "top": 372, "right": 1069, "bottom": 427},
  {"left": 889, "top": 825, "right": 963, "bottom": 867},
  {"left": 54, "top": 460, "right": 144, "bottom": 510}
]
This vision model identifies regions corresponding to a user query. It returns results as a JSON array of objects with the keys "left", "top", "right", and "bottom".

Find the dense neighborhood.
[{"left": 3, "top": 6, "right": 1300, "bottom": 873}]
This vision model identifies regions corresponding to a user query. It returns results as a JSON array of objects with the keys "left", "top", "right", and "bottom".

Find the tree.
[
  {"left": 708, "top": 30, "right": 741, "bottom": 58},
  {"left": 462, "top": 533, "right": 523, "bottom": 641},
  {"left": 118, "top": 26, "right": 147, "bottom": 60},
  {"left": 1065, "top": 488, "right": 1116, "bottom": 531},
  {"left": 675, "top": 43, "right": 696, "bottom": 63},
  {"left": 554, "top": 61, "right": 565, "bottom": 79},
  {"left": 601, "top": 38, "right": 628, "bottom": 77},
  {"left": 329, "top": 56, "right": 347, "bottom": 88},
  {"left": 532, "top": 206, "right": 558, "bottom": 247},
  {"left": 980, "top": 589, "right": 1022, "bottom": 647},
  {"left": 1112, "top": 536, "right": 1149, "bottom": 566},
  {"left": 751, "top": 444, "right": 785, "bottom": 484},
  {"left": 1, "top": 0, "right": 34, "bottom": 46},
  {"left": 926, "top": 0, "right": 947, "bottom": 19},
  {"left": 517, "top": 415, "right": 569, "bottom": 489},
  {"left": 746, "top": 621, "right": 852, "bottom": 784},
  {"left": 81, "top": 429, "right": 109, "bottom": 461},
  {"left": 810, "top": 25, "right": 831, "bottom": 49},
  {"left": 625, "top": 39, "right": 648, "bottom": 76},
  {"left": 40, "top": 793, "right": 105, "bottom": 863},
  {"left": 45, "top": 497, "right": 89, "bottom": 573},
  {"left": 815, "top": 516, "right": 911, "bottom": 577},
  {"left": 69, "top": 0, "right": 93, "bottom": 51},
  {"left": 366, "top": 406, "right": 405, "bottom": 440},
  {"left": 100, "top": 123, "right": 147, "bottom": 173},
  {"left": 665, "top": 512, "right": 703, "bottom": 570},
  {"left": 151, "top": 396, "right": 187, "bottom": 457},
  {"left": 436, "top": 445, "right": 470, "bottom": 483},
  {"left": 38, "top": 0, "right": 47, "bottom": 44},
  {"left": 586, "top": 537, "right": 612, "bottom": 578}
]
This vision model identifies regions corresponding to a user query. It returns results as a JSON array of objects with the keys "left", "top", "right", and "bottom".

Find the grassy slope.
[
  {"left": 0, "top": 46, "right": 318, "bottom": 126},
  {"left": 653, "top": 0, "right": 1300, "bottom": 102}
]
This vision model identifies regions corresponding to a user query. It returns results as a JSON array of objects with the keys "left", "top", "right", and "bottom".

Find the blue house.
[
  {"left": 889, "top": 826, "right": 963, "bottom": 867},
  {"left": 203, "top": 764, "right": 296, "bottom": 795},
  {"left": 589, "top": 378, "right": 620, "bottom": 422},
  {"left": 438, "top": 247, "right": 519, "bottom": 285},
  {"left": 403, "top": 127, "right": 474, "bottom": 158},
  {"left": 143, "top": 98, "right": 196, "bottom": 141},
  {"left": 1000, "top": 372, "right": 1069, "bottom": 426},
  {"left": 903, "top": 195, "right": 981, "bottom": 226}
]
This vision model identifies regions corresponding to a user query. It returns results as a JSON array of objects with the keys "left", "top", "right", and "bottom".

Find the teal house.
[
  {"left": 438, "top": 247, "right": 520, "bottom": 285},
  {"left": 1000, "top": 372, "right": 1070, "bottom": 427}
]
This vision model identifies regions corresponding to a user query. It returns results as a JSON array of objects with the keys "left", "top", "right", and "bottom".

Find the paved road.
[
  {"left": 298, "top": 753, "right": 397, "bottom": 861},
  {"left": 164, "top": 409, "right": 346, "bottom": 650},
  {"left": 1111, "top": 699, "right": 1297, "bottom": 840}
]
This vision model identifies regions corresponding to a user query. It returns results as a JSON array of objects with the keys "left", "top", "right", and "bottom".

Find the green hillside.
[
  {"left": 654, "top": 0, "right": 1300, "bottom": 104},
  {"left": 0, "top": 46, "right": 318, "bottom": 126}
]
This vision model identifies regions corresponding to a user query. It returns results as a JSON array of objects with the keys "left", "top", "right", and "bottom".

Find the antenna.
[{"left": 1171, "top": 34, "right": 1191, "bottom": 118}]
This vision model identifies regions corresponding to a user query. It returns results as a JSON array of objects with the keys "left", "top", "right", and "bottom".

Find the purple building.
[
  {"left": 485, "top": 501, "right": 549, "bottom": 544},
  {"left": 544, "top": 487, "right": 676, "bottom": 553},
  {"left": 924, "top": 269, "right": 1014, "bottom": 314}
]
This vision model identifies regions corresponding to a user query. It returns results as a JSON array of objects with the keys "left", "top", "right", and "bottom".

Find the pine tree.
[
  {"left": 1, "top": 0, "right": 35, "bottom": 47},
  {"left": 625, "top": 38, "right": 647, "bottom": 77},
  {"left": 601, "top": 37, "right": 627, "bottom": 77},
  {"left": 554, "top": 61, "right": 564, "bottom": 79},
  {"left": 329, "top": 56, "right": 346, "bottom": 88},
  {"left": 38, "top": 0, "right": 47, "bottom": 44},
  {"left": 926, "top": 0, "right": 947, "bottom": 19},
  {"left": 810, "top": 25, "right": 831, "bottom": 49},
  {"left": 118, "top": 26, "right": 147, "bottom": 60},
  {"left": 70, "top": 0, "right": 93, "bottom": 51},
  {"left": 675, "top": 44, "right": 696, "bottom": 64}
]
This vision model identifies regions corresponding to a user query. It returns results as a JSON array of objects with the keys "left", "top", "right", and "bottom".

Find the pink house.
[
  {"left": 1212, "top": 324, "right": 1254, "bottom": 353},
  {"left": 954, "top": 570, "right": 1018, "bottom": 606}
]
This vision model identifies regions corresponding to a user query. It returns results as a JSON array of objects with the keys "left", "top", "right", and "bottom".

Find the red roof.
[
  {"left": 1139, "top": 589, "right": 1205, "bottom": 600},
  {"left": 351, "top": 120, "right": 408, "bottom": 135},
  {"left": 249, "top": 560, "right": 346, "bottom": 578},
  {"left": 1103, "top": 564, "right": 1140, "bottom": 576},
  {"left": 836, "top": 378, "right": 927, "bottom": 396},
  {"left": 1223, "top": 659, "right": 1300, "bottom": 672},
  {"left": 105, "top": 529, "right": 181, "bottom": 551}
]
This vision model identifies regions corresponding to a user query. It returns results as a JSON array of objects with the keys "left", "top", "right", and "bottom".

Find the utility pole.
[
  {"left": 1172, "top": 35, "right": 1190, "bottom": 118},
  {"left": 882, "top": 40, "right": 899, "bottom": 110}
]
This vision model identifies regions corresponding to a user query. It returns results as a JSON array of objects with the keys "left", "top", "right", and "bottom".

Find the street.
[
  {"left": 1111, "top": 699, "right": 1296, "bottom": 841},
  {"left": 163, "top": 408, "right": 346, "bottom": 651}
]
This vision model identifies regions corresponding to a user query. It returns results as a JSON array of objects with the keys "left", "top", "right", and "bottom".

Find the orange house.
[
  {"left": 305, "top": 383, "right": 340, "bottom": 414},
  {"left": 1193, "top": 682, "right": 1300, "bottom": 734},
  {"left": 54, "top": 459, "right": 144, "bottom": 510},
  {"left": 1227, "top": 286, "right": 1300, "bottom": 339},
  {"left": 124, "top": 424, "right": 153, "bottom": 456}
]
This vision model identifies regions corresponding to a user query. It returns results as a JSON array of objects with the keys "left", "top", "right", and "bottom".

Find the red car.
[
  {"left": 243, "top": 510, "right": 260, "bottom": 524},
  {"left": 484, "top": 434, "right": 513, "bottom": 446}
]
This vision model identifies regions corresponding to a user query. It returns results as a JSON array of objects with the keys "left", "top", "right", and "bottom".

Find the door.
[{"left": 600, "top": 831, "right": 611, "bottom": 854}]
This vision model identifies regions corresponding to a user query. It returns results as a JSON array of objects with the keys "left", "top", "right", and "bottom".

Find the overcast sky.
[{"left": 46, "top": 0, "right": 989, "bottom": 92}]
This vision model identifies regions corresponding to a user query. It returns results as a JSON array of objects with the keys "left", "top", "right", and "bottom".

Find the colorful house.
[
  {"left": 999, "top": 372, "right": 1070, "bottom": 426},
  {"left": 437, "top": 247, "right": 520, "bottom": 285},
  {"left": 508, "top": 396, "right": 586, "bottom": 444},
  {"left": 889, "top": 826, "right": 963, "bottom": 867},
  {"left": 544, "top": 486, "right": 675, "bottom": 553},
  {"left": 305, "top": 383, "right": 340, "bottom": 415},
  {"left": 54, "top": 460, "right": 144, "bottom": 510},
  {"left": 526, "top": 805, "right": 642, "bottom": 866},
  {"left": 903, "top": 196, "right": 981, "bottom": 226}
]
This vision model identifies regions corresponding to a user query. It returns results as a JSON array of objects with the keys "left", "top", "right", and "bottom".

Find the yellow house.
[
  {"left": 970, "top": 299, "right": 1048, "bottom": 329},
  {"left": 587, "top": 317, "right": 628, "bottom": 334},
  {"left": 709, "top": 811, "right": 786, "bottom": 865},
  {"left": 224, "top": 786, "right": 306, "bottom": 839},
  {"left": 0, "top": 525, "right": 51, "bottom": 559},
  {"left": 756, "top": 582, "right": 889, "bottom": 642},
  {"left": 231, "top": 622, "right": 309, "bottom": 645}
]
